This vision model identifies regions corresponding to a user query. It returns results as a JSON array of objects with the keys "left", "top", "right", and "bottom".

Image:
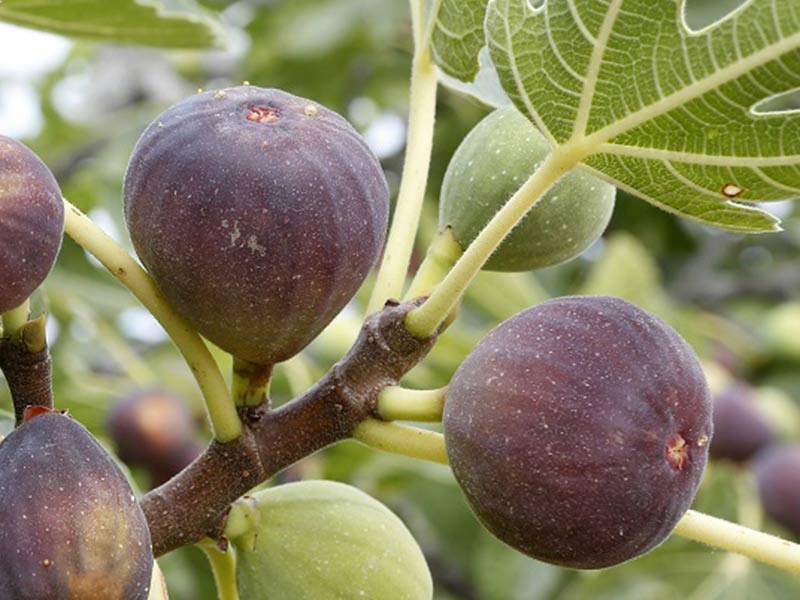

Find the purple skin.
[
  {"left": 124, "top": 86, "right": 388, "bottom": 366},
  {"left": 709, "top": 382, "right": 774, "bottom": 463},
  {"left": 0, "top": 136, "right": 64, "bottom": 314},
  {"left": 0, "top": 412, "right": 153, "bottom": 599},
  {"left": 107, "top": 390, "right": 203, "bottom": 488},
  {"left": 444, "top": 296, "right": 713, "bottom": 569},
  {"left": 753, "top": 445, "right": 800, "bottom": 536}
]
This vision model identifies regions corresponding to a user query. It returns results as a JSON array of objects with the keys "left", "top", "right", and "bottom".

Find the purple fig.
[
  {"left": 444, "top": 296, "right": 712, "bottom": 568},
  {"left": 753, "top": 444, "right": 800, "bottom": 536},
  {"left": 0, "top": 136, "right": 64, "bottom": 314},
  {"left": 123, "top": 86, "right": 388, "bottom": 366},
  {"left": 0, "top": 409, "right": 153, "bottom": 599},
  {"left": 709, "top": 382, "right": 774, "bottom": 463},
  {"left": 107, "top": 390, "right": 203, "bottom": 487}
]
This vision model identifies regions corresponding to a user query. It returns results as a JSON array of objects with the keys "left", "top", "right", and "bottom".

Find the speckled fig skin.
[
  {"left": 0, "top": 411, "right": 153, "bottom": 599},
  {"left": 439, "top": 107, "right": 615, "bottom": 272},
  {"left": 0, "top": 136, "right": 64, "bottom": 314},
  {"left": 123, "top": 86, "right": 388, "bottom": 365},
  {"left": 444, "top": 296, "right": 712, "bottom": 569}
]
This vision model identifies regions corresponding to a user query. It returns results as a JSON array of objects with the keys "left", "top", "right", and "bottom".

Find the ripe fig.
[
  {"left": 0, "top": 410, "right": 153, "bottom": 599},
  {"left": 444, "top": 296, "right": 712, "bottom": 569},
  {"left": 107, "top": 389, "right": 203, "bottom": 487},
  {"left": 0, "top": 136, "right": 64, "bottom": 314},
  {"left": 709, "top": 382, "right": 774, "bottom": 463},
  {"left": 439, "top": 107, "right": 615, "bottom": 272},
  {"left": 229, "top": 480, "right": 433, "bottom": 599},
  {"left": 753, "top": 444, "right": 800, "bottom": 536},
  {"left": 124, "top": 86, "right": 388, "bottom": 366}
]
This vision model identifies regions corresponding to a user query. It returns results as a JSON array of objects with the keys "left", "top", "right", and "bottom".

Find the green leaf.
[
  {"left": 430, "top": 0, "right": 490, "bottom": 81},
  {"left": 0, "top": 0, "right": 220, "bottom": 48},
  {"left": 486, "top": 0, "right": 800, "bottom": 232}
]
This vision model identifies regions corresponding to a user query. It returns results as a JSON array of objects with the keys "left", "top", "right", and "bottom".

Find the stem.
[
  {"left": 366, "top": 7, "right": 438, "bottom": 314},
  {"left": 352, "top": 419, "right": 448, "bottom": 464},
  {"left": 141, "top": 301, "right": 439, "bottom": 556},
  {"left": 405, "top": 148, "right": 581, "bottom": 338},
  {"left": 198, "top": 539, "right": 240, "bottom": 600},
  {"left": 62, "top": 199, "right": 241, "bottom": 443},
  {"left": 0, "top": 317, "right": 53, "bottom": 424},
  {"left": 1, "top": 299, "right": 30, "bottom": 336},
  {"left": 403, "top": 228, "right": 463, "bottom": 302},
  {"left": 231, "top": 358, "right": 272, "bottom": 408},
  {"left": 377, "top": 386, "right": 446, "bottom": 421},
  {"left": 674, "top": 510, "right": 800, "bottom": 574}
]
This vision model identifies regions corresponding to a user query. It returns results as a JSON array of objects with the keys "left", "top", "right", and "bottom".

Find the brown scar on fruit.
[
  {"left": 721, "top": 182, "right": 744, "bottom": 198},
  {"left": 666, "top": 434, "right": 689, "bottom": 470},
  {"left": 247, "top": 107, "right": 281, "bottom": 124}
]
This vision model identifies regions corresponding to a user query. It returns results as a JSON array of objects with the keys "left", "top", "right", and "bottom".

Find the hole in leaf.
[
  {"left": 752, "top": 89, "right": 800, "bottom": 115},
  {"left": 682, "top": 0, "right": 747, "bottom": 31}
]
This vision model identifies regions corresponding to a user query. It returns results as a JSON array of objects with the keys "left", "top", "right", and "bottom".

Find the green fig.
[
  {"left": 439, "top": 106, "right": 615, "bottom": 271},
  {"left": 229, "top": 480, "right": 433, "bottom": 599}
]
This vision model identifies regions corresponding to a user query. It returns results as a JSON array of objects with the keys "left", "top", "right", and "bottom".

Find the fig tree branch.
[
  {"left": 0, "top": 317, "right": 53, "bottom": 425},
  {"left": 141, "top": 301, "right": 439, "bottom": 556},
  {"left": 61, "top": 198, "right": 241, "bottom": 443}
]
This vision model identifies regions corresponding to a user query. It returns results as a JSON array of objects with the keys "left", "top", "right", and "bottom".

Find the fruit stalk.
[
  {"left": 140, "top": 301, "right": 439, "bottom": 556},
  {"left": 0, "top": 317, "right": 53, "bottom": 424},
  {"left": 403, "top": 228, "right": 463, "bottom": 302},
  {"left": 198, "top": 539, "right": 240, "bottom": 600},
  {"left": 62, "top": 199, "right": 241, "bottom": 443},
  {"left": 1, "top": 299, "right": 30, "bottom": 336},
  {"left": 366, "top": 6, "right": 438, "bottom": 313},
  {"left": 674, "top": 510, "right": 800, "bottom": 574},
  {"left": 376, "top": 385, "right": 446, "bottom": 421},
  {"left": 404, "top": 148, "right": 579, "bottom": 338},
  {"left": 353, "top": 419, "right": 448, "bottom": 463}
]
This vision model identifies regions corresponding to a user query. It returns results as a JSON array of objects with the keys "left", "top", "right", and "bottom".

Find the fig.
[
  {"left": 753, "top": 444, "right": 800, "bottom": 535},
  {"left": 0, "top": 136, "right": 64, "bottom": 314},
  {"left": 107, "top": 389, "right": 203, "bottom": 487},
  {"left": 124, "top": 86, "right": 388, "bottom": 366},
  {"left": 0, "top": 409, "right": 153, "bottom": 599},
  {"left": 444, "top": 296, "right": 712, "bottom": 568},
  {"left": 229, "top": 480, "right": 433, "bottom": 599},
  {"left": 709, "top": 382, "right": 774, "bottom": 463},
  {"left": 439, "top": 107, "right": 615, "bottom": 272}
]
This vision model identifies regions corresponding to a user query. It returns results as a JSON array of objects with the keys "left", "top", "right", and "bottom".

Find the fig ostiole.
[
  {"left": 228, "top": 480, "right": 433, "bottom": 599},
  {"left": 439, "top": 106, "right": 615, "bottom": 272},
  {"left": 0, "top": 136, "right": 64, "bottom": 315},
  {"left": 444, "top": 295, "right": 712, "bottom": 569},
  {"left": 0, "top": 409, "right": 154, "bottom": 599},
  {"left": 124, "top": 86, "right": 389, "bottom": 368}
]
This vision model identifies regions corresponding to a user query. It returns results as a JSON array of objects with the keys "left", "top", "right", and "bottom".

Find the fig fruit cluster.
[
  {"left": 124, "top": 86, "right": 388, "bottom": 367},
  {"left": 439, "top": 106, "right": 615, "bottom": 272},
  {"left": 0, "top": 409, "right": 154, "bottom": 599},
  {"left": 444, "top": 296, "right": 713, "bottom": 568},
  {"left": 0, "top": 136, "right": 64, "bottom": 315},
  {"left": 229, "top": 480, "right": 433, "bottom": 600}
]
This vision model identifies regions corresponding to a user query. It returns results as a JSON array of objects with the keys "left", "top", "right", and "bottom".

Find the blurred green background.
[{"left": 2, "top": 0, "right": 800, "bottom": 598}]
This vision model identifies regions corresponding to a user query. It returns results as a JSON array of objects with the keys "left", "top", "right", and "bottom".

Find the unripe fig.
[
  {"left": 107, "top": 389, "right": 203, "bottom": 487},
  {"left": 229, "top": 480, "right": 433, "bottom": 599},
  {"left": 0, "top": 136, "right": 64, "bottom": 314},
  {"left": 709, "top": 382, "right": 774, "bottom": 463},
  {"left": 444, "top": 296, "right": 712, "bottom": 568},
  {"left": 0, "top": 409, "right": 153, "bottom": 599},
  {"left": 753, "top": 444, "right": 800, "bottom": 535},
  {"left": 439, "top": 107, "right": 615, "bottom": 271},
  {"left": 124, "top": 86, "right": 388, "bottom": 366}
]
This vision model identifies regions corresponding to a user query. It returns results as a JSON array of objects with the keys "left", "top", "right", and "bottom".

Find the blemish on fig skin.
[
  {"left": 666, "top": 434, "right": 690, "bottom": 471},
  {"left": 247, "top": 107, "right": 281, "bottom": 124},
  {"left": 304, "top": 104, "right": 319, "bottom": 117},
  {"left": 721, "top": 182, "right": 744, "bottom": 198}
]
